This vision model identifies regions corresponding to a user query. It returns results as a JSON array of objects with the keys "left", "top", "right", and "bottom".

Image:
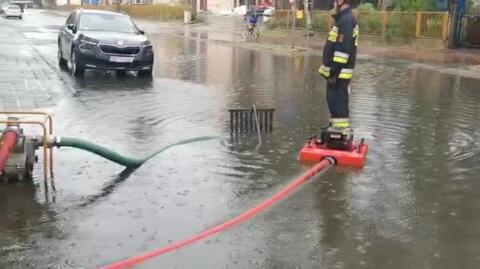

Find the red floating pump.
[{"left": 299, "top": 136, "right": 368, "bottom": 168}]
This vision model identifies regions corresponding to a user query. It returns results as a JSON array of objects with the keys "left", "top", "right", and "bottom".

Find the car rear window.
[{"left": 8, "top": 5, "right": 20, "bottom": 10}]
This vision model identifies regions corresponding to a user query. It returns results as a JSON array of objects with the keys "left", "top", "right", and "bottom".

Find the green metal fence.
[{"left": 270, "top": 10, "right": 449, "bottom": 40}]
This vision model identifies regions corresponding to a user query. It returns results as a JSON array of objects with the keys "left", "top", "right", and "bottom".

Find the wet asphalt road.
[{"left": 1, "top": 9, "right": 480, "bottom": 269}]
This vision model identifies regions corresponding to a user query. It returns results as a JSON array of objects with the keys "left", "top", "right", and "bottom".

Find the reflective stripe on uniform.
[
  {"left": 338, "top": 68, "right": 353, "bottom": 79},
  {"left": 332, "top": 122, "right": 350, "bottom": 128},
  {"left": 330, "top": 118, "right": 350, "bottom": 128},
  {"left": 328, "top": 26, "right": 338, "bottom": 42},
  {"left": 333, "top": 51, "right": 349, "bottom": 64},
  {"left": 318, "top": 65, "right": 330, "bottom": 77},
  {"left": 353, "top": 25, "right": 359, "bottom": 46}
]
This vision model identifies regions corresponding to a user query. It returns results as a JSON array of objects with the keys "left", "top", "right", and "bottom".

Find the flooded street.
[{"left": 1, "top": 9, "right": 480, "bottom": 269}]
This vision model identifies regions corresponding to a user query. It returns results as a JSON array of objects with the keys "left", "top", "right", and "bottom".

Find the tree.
[{"left": 377, "top": 0, "right": 394, "bottom": 10}]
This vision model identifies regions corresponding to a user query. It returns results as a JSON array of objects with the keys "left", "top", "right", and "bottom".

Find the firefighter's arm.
[
  {"left": 319, "top": 25, "right": 338, "bottom": 79},
  {"left": 331, "top": 20, "right": 354, "bottom": 70}
]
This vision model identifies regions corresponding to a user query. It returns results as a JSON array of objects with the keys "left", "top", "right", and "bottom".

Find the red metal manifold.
[
  {"left": 0, "top": 130, "right": 18, "bottom": 172},
  {"left": 299, "top": 138, "right": 368, "bottom": 168}
]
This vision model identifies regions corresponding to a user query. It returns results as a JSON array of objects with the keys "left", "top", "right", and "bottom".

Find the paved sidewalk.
[{"left": 0, "top": 18, "right": 63, "bottom": 110}]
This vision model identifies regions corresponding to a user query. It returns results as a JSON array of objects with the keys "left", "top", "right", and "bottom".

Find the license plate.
[{"left": 109, "top": 56, "right": 134, "bottom": 63}]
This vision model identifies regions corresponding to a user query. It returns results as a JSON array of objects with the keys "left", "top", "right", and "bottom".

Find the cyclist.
[{"left": 244, "top": 5, "right": 258, "bottom": 33}]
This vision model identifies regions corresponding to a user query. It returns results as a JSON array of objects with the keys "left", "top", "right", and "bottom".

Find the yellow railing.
[
  {"left": 0, "top": 111, "right": 54, "bottom": 182},
  {"left": 271, "top": 10, "right": 449, "bottom": 40},
  {"left": 56, "top": 4, "right": 190, "bottom": 20}
]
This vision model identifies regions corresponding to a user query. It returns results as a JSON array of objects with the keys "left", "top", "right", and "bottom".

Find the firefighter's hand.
[{"left": 327, "top": 77, "right": 336, "bottom": 86}]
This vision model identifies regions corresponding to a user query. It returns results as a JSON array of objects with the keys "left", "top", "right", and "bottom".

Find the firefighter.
[{"left": 318, "top": 0, "right": 359, "bottom": 134}]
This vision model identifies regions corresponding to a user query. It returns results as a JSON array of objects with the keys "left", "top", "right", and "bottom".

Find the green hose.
[{"left": 54, "top": 136, "right": 217, "bottom": 168}]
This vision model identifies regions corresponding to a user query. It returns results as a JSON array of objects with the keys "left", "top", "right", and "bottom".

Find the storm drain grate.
[{"left": 229, "top": 107, "right": 275, "bottom": 134}]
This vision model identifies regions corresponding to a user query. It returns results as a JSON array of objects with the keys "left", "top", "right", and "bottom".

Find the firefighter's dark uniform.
[{"left": 319, "top": 7, "right": 358, "bottom": 128}]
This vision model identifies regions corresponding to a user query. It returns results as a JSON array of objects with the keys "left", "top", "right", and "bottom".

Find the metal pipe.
[
  {"left": 263, "top": 110, "right": 268, "bottom": 132},
  {"left": 268, "top": 110, "right": 273, "bottom": 132},
  {"left": 230, "top": 110, "right": 234, "bottom": 134},
  {"left": 252, "top": 105, "right": 262, "bottom": 146},
  {"left": 235, "top": 112, "right": 238, "bottom": 132}
]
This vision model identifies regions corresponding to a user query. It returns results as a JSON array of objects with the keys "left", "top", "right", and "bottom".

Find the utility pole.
[
  {"left": 290, "top": 0, "right": 296, "bottom": 30},
  {"left": 289, "top": 0, "right": 296, "bottom": 47},
  {"left": 190, "top": 0, "right": 197, "bottom": 20}
]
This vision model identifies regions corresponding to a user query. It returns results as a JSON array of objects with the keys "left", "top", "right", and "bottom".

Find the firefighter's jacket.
[{"left": 319, "top": 7, "right": 358, "bottom": 81}]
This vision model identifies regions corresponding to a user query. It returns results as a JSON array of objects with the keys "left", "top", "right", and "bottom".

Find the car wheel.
[
  {"left": 58, "top": 45, "right": 68, "bottom": 70},
  {"left": 71, "top": 50, "right": 85, "bottom": 77},
  {"left": 138, "top": 68, "right": 153, "bottom": 77}
]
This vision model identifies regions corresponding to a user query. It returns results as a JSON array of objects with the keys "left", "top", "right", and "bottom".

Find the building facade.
[{"left": 197, "top": 0, "right": 274, "bottom": 14}]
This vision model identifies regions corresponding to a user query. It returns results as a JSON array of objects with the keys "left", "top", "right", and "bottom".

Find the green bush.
[
  {"left": 357, "top": 3, "right": 377, "bottom": 12},
  {"left": 268, "top": 11, "right": 291, "bottom": 29},
  {"left": 469, "top": 3, "right": 480, "bottom": 12},
  {"left": 392, "top": 0, "right": 437, "bottom": 11},
  {"left": 358, "top": 13, "right": 382, "bottom": 34},
  {"left": 385, "top": 14, "right": 415, "bottom": 40},
  {"left": 268, "top": 17, "right": 289, "bottom": 29},
  {"left": 423, "top": 17, "right": 443, "bottom": 38},
  {"left": 312, "top": 12, "right": 330, "bottom": 31},
  {"left": 296, "top": 17, "right": 306, "bottom": 28}
]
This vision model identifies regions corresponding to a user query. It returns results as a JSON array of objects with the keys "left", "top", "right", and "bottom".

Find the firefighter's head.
[
  {"left": 334, "top": 0, "right": 359, "bottom": 8},
  {"left": 332, "top": 0, "right": 349, "bottom": 10},
  {"left": 330, "top": 0, "right": 356, "bottom": 15}
]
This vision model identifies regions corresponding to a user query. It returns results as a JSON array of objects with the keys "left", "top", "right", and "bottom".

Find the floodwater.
[{"left": 1, "top": 10, "right": 480, "bottom": 269}]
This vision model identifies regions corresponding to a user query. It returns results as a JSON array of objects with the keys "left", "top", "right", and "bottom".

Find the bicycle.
[
  {"left": 243, "top": 22, "right": 259, "bottom": 41},
  {"left": 242, "top": 12, "right": 260, "bottom": 41}
]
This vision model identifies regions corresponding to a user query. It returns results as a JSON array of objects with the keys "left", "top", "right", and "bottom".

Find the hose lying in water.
[
  {"left": 101, "top": 157, "right": 335, "bottom": 269},
  {"left": 50, "top": 136, "right": 217, "bottom": 168}
]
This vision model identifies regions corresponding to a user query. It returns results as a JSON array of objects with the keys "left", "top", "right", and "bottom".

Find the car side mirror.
[
  {"left": 139, "top": 29, "right": 145, "bottom": 35},
  {"left": 67, "top": 24, "right": 76, "bottom": 33}
]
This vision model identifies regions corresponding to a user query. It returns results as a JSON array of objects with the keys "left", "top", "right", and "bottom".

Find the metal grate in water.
[{"left": 228, "top": 107, "right": 275, "bottom": 133}]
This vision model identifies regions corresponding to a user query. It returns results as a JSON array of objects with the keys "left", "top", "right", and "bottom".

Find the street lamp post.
[{"left": 289, "top": 0, "right": 297, "bottom": 48}]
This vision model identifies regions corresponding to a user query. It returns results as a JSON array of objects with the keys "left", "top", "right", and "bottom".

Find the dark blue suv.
[{"left": 58, "top": 9, "right": 154, "bottom": 77}]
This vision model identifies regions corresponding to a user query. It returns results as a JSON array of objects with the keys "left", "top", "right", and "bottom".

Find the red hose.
[
  {"left": 0, "top": 130, "right": 17, "bottom": 172},
  {"left": 102, "top": 158, "right": 334, "bottom": 269}
]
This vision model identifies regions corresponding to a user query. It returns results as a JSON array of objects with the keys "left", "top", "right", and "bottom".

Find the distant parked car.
[
  {"left": 0, "top": 2, "right": 10, "bottom": 13},
  {"left": 0, "top": 3, "right": 7, "bottom": 14},
  {"left": 255, "top": 4, "right": 274, "bottom": 16},
  {"left": 4, "top": 4, "right": 22, "bottom": 19},
  {"left": 262, "top": 7, "right": 275, "bottom": 23},
  {"left": 57, "top": 9, "right": 154, "bottom": 77}
]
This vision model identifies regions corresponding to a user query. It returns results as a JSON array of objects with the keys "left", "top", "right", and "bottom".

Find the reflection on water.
[
  {"left": 1, "top": 29, "right": 480, "bottom": 268},
  {"left": 0, "top": 183, "right": 63, "bottom": 268}
]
